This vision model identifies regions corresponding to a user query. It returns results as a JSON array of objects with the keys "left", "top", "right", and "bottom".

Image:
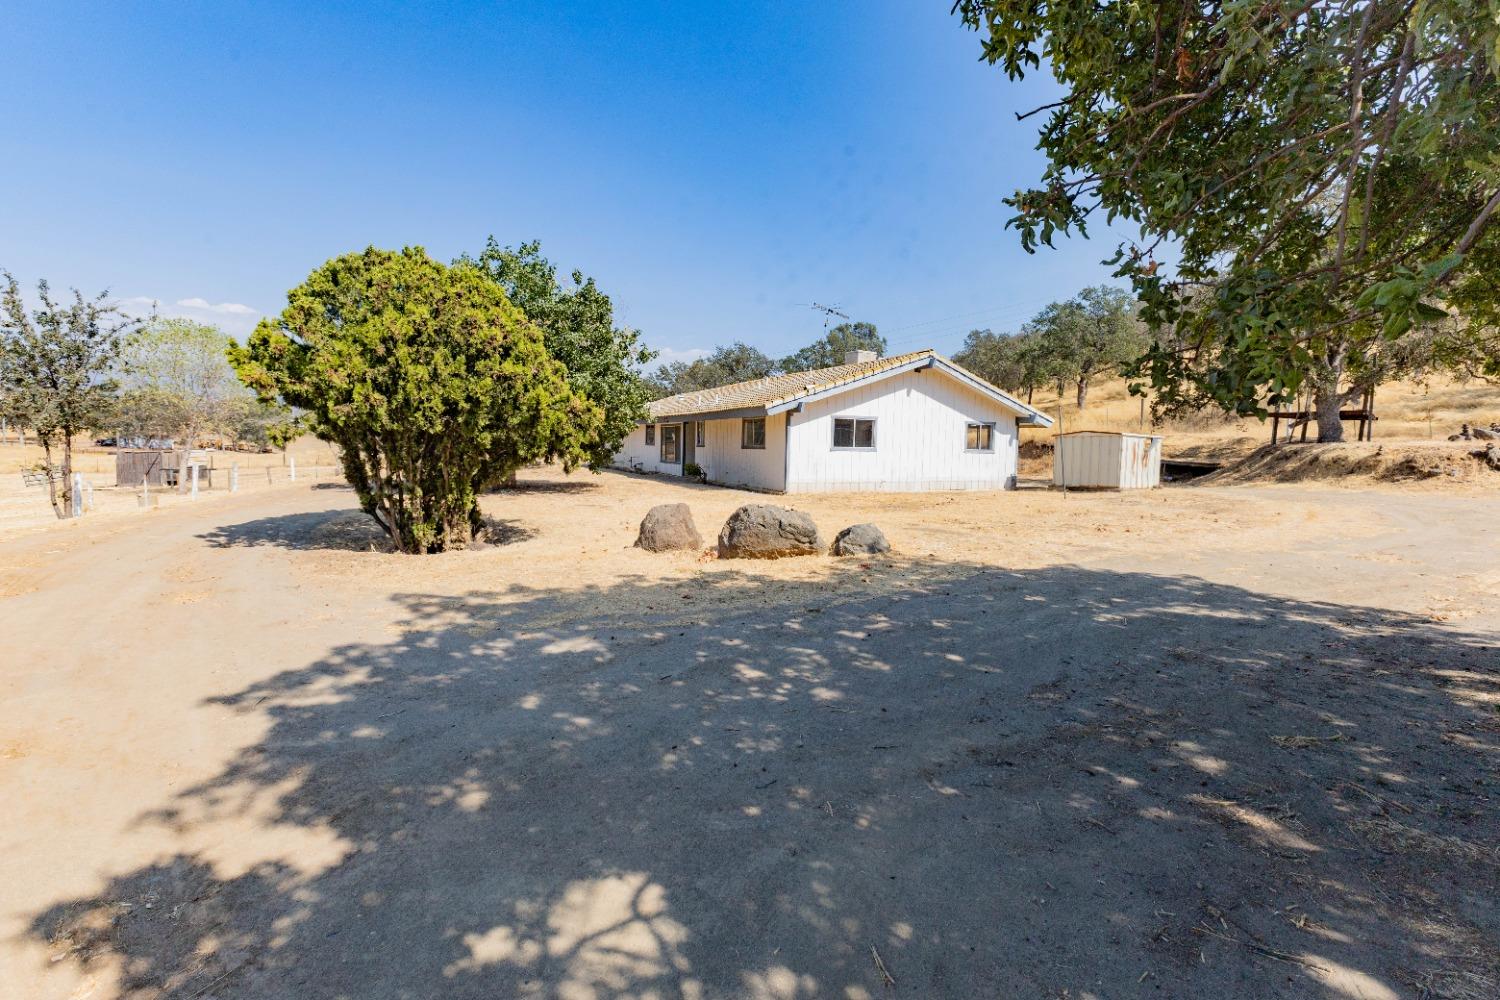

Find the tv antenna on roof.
[{"left": 808, "top": 302, "right": 849, "bottom": 331}]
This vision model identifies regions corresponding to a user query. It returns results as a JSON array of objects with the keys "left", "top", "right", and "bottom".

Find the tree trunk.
[
  {"left": 1076, "top": 378, "right": 1089, "bottom": 411},
  {"left": 1026, "top": 385, "right": 1034, "bottom": 405},
  {"left": 41, "top": 439, "right": 63, "bottom": 519},
  {"left": 1313, "top": 386, "right": 1346, "bottom": 443},
  {"left": 62, "top": 434, "right": 76, "bottom": 515}
]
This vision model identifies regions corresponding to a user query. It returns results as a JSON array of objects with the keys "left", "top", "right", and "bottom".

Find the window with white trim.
[
  {"left": 741, "top": 417, "right": 766, "bottom": 449},
  {"left": 965, "top": 422, "right": 994, "bottom": 451},
  {"left": 832, "top": 417, "right": 875, "bottom": 449},
  {"left": 645, "top": 424, "right": 655, "bottom": 446}
]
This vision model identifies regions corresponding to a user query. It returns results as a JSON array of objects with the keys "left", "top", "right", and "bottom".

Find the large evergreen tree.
[{"left": 231, "top": 247, "right": 602, "bottom": 553}]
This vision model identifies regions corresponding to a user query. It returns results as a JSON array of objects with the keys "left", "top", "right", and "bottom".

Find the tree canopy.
[
  {"left": 648, "top": 342, "right": 779, "bottom": 397},
  {"left": 956, "top": 0, "right": 1500, "bottom": 439},
  {"left": 955, "top": 286, "right": 1145, "bottom": 408},
  {"left": 648, "top": 322, "right": 887, "bottom": 397},
  {"left": 780, "top": 322, "right": 886, "bottom": 373},
  {"left": 462, "top": 238, "right": 655, "bottom": 467},
  {"left": 1, "top": 271, "right": 137, "bottom": 516},
  {"left": 231, "top": 247, "right": 602, "bottom": 553},
  {"left": 113, "top": 317, "right": 247, "bottom": 445}
]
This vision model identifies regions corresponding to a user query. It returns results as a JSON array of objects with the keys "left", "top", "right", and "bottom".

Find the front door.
[{"left": 682, "top": 421, "right": 696, "bottom": 468}]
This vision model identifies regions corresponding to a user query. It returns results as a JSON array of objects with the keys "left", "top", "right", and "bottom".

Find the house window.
[
  {"left": 965, "top": 422, "right": 994, "bottom": 451},
  {"left": 660, "top": 424, "right": 680, "bottom": 463},
  {"left": 645, "top": 424, "right": 655, "bottom": 446},
  {"left": 695, "top": 421, "right": 705, "bottom": 448},
  {"left": 741, "top": 417, "right": 766, "bottom": 449},
  {"left": 832, "top": 417, "right": 875, "bottom": 449}
]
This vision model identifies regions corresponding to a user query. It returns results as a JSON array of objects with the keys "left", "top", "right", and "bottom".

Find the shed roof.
[{"left": 646, "top": 349, "right": 1053, "bottom": 426}]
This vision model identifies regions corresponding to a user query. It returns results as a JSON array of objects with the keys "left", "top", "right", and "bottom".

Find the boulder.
[
  {"left": 1472, "top": 425, "right": 1498, "bottom": 441},
  {"left": 716, "top": 504, "right": 821, "bottom": 559},
  {"left": 635, "top": 503, "right": 703, "bottom": 552},
  {"left": 830, "top": 523, "right": 891, "bottom": 556}
]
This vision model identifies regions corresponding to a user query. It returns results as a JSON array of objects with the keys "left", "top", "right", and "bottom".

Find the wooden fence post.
[{"left": 230, "top": 463, "right": 240, "bottom": 493}]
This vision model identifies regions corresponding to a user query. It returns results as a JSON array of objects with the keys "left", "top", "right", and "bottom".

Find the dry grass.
[
  {"left": 1019, "top": 375, "right": 1500, "bottom": 459},
  {"left": 1201, "top": 440, "right": 1500, "bottom": 489},
  {"left": 0, "top": 434, "right": 339, "bottom": 476}
]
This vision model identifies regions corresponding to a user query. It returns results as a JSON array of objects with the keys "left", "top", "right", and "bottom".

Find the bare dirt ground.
[{"left": 2, "top": 467, "right": 1497, "bottom": 1000}]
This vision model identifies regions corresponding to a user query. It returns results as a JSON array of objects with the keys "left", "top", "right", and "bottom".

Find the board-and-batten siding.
[
  {"left": 610, "top": 413, "right": 787, "bottom": 491},
  {"left": 700, "top": 412, "right": 786, "bottom": 491},
  {"left": 784, "top": 368, "right": 1018, "bottom": 492}
]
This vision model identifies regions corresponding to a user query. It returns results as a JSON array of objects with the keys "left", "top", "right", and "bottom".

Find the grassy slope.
[{"left": 1018, "top": 374, "right": 1500, "bottom": 460}]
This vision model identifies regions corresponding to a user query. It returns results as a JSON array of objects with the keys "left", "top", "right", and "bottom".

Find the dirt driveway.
[{"left": 2, "top": 470, "right": 1496, "bottom": 999}]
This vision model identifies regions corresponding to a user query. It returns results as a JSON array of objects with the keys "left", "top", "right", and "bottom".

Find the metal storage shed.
[{"left": 1053, "top": 431, "right": 1163, "bottom": 489}]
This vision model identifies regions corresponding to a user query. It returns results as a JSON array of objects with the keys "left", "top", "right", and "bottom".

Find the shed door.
[{"left": 682, "top": 422, "right": 695, "bottom": 467}]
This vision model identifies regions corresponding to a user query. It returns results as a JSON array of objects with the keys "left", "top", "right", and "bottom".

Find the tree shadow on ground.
[
  {"left": 491, "top": 476, "right": 603, "bottom": 495},
  {"left": 30, "top": 561, "right": 1500, "bottom": 999},
  {"left": 198, "top": 511, "right": 538, "bottom": 552}
]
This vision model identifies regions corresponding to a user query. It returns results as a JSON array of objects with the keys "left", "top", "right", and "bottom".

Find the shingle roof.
[
  {"left": 647, "top": 350, "right": 938, "bottom": 420},
  {"left": 645, "top": 348, "right": 1052, "bottom": 426}
]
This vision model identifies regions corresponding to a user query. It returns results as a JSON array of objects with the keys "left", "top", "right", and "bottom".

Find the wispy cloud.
[{"left": 119, "top": 295, "right": 263, "bottom": 337}]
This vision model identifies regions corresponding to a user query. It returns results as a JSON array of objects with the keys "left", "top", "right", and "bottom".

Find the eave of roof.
[{"left": 645, "top": 348, "right": 1053, "bottom": 427}]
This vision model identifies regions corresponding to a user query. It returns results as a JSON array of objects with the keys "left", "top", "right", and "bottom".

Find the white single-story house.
[{"left": 611, "top": 349, "right": 1054, "bottom": 492}]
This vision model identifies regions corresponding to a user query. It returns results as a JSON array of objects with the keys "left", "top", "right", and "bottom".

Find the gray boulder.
[
  {"left": 717, "top": 504, "right": 821, "bottom": 559},
  {"left": 635, "top": 503, "right": 703, "bottom": 552},
  {"left": 831, "top": 523, "right": 890, "bottom": 556}
]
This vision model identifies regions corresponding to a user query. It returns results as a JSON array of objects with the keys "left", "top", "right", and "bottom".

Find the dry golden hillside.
[{"left": 1018, "top": 374, "right": 1500, "bottom": 460}]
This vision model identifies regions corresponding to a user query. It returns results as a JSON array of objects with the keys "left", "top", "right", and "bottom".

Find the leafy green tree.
[
  {"left": 231, "top": 247, "right": 602, "bottom": 553},
  {"left": 1, "top": 271, "right": 137, "bottom": 517},
  {"left": 114, "top": 317, "right": 247, "bottom": 445},
  {"left": 954, "top": 328, "right": 1057, "bottom": 403},
  {"left": 956, "top": 0, "right": 1500, "bottom": 440},
  {"left": 781, "top": 321, "right": 885, "bottom": 373},
  {"left": 1026, "top": 286, "right": 1146, "bottom": 410},
  {"left": 648, "top": 342, "right": 779, "bottom": 396},
  {"left": 224, "top": 397, "right": 302, "bottom": 451},
  {"left": 462, "top": 238, "right": 655, "bottom": 467}
]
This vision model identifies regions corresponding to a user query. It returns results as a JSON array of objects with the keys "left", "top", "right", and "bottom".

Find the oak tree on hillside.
[
  {"left": 954, "top": 327, "right": 1060, "bottom": 404},
  {"left": 1024, "top": 286, "right": 1146, "bottom": 410},
  {"left": 0, "top": 271, "right": 137, "bottom": 517},
  {"left": 231, "top": 247, "right": 602, "bottom": 554},
  {"left": 956, "top": 0, "right": 1500, "bottom": 440}
]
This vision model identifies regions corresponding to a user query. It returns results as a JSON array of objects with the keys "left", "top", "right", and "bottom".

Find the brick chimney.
[{"left": 844, "top": 349, "right": 877, "bottom": 365}]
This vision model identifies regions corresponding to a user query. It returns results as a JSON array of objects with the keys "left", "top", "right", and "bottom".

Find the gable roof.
[{"left": 645, "top": 349, "right": 1053, "bottom": 426}]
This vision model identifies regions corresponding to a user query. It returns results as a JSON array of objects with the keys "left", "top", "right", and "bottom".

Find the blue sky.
[{"left": 1, "top": 2, "right": 1136, "bottom": 365}]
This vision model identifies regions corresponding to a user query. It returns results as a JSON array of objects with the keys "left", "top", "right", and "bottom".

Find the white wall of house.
[
  {"left": 699, "top": 412, "right": 787, "bottom": 491},
  {"left": 611, "top": 422, "right": 684, "bottom": 477},
  {"left": 609, "top": 413, "right": 788, "bottom": 491},
  {"left": 784, "top": 368, "right": 1020, "bottom": 492}
]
